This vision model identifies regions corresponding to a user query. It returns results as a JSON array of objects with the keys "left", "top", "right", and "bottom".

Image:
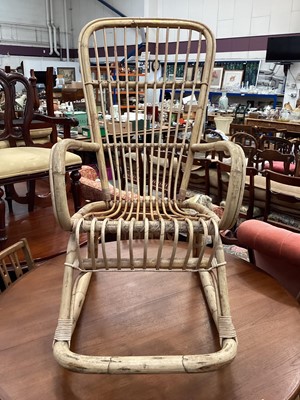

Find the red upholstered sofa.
[{"left": 237, "top": 219, "right": 300, "bottom": 301}]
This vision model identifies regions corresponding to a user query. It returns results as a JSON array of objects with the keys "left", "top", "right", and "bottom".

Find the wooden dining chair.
[
  {"left": 30, "top": 67, "right": 58, "bottom": 146},
  {"left": 0, "top": 68, "right": 82, "bottom": 242},
  {"left": 231, "top": 132, "right": 258, "bottom": 167},
  {"left": 264, "top": 170, "right": 300, "bottom": 232},
  {"left": 291, "top": 140, "right": 300, "bottom": 176},
  {"left": 229, "top": 123, "right": 253, "bottom": 137},
  {"left": 253, "top": 125, "right": 287, "bottom": 139},
  {"left": 0, "top": 238, "right": 35, "bottom": 292},
  {"left": 256, "top": 135, "right": 295, "bottom": 175},
  {"left": 255, "top": 149, "right": 295, "bottom": 175},
  {"left": 50, "top": 17, "right": 246, "bottom": 374},
  {"left": 258, "top": 135, "right": 293, "bottom": 153}
]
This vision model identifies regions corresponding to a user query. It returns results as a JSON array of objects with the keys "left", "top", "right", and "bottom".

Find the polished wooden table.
[
  {"left": 0, "top": 244, "right": 299, "bottom": 400},
  {"left": 245, "top": 117, "right": 300, "bottom": 135}
]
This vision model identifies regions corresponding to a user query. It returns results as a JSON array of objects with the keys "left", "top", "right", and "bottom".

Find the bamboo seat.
[{"left": 50, "top": 18, "right": 246, "bottom": 374}]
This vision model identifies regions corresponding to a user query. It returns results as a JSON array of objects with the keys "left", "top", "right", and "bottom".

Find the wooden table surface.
[
  {"left": 245, "top": 117, "right": 300, "bottom": 134},
  {"left": 0, "top": 243, "right": 299, "bottom": 400}
]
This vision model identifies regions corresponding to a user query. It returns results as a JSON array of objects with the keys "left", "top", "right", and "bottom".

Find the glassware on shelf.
[
  {"left": 280, "top": 108, "right": 290, "bottom": 121},
  {"left": 218, "top": 92, "right": 228, "bottom": 112}
]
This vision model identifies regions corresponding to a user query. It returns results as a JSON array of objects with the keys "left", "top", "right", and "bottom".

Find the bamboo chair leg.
[
  {"left": 53, "top": 237, "right": 92, "bottom": 346},
  {"left": 199, "top": 238, "right": 236, "bottom": 349},
  {"left": 70, "top": 272, "right": 92, "bottom": 331},
  {"left": 53, "top": 234, "right": 237, "bottom": 374}
]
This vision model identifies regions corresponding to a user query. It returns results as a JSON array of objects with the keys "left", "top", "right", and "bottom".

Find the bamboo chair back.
[{"left": 79, "top": 18, "right": 214, "bottom": 204}]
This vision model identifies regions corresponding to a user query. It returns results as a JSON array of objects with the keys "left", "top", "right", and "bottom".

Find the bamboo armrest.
[
  {"left": 191, "top": 141, "right": 246, "bottom": 230},
  {"left": 50, "top": 139, "right": 100, "bottom": 231}
]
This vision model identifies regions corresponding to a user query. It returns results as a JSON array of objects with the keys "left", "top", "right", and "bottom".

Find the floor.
[{"left": 1, "top": 179, "right": 72, "bottom": 261}]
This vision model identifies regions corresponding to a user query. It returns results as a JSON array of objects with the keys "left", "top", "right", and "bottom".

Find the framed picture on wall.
[
  {"left": 210, "top": 67, "right": 224, "bottom": 90},
  {"left": 57, "top": 67, "right": 76, "bottom": 84},
  {"left": 187, "top": 64, "right": 194, "bottom": 81},
  {"left": 222, "top": 70, "right": 244, "bottom": 90},
  {"left": 193, "top": 64, "right": 203, "bottom": 82}
]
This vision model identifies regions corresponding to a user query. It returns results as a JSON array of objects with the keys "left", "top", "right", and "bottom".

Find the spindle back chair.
[
  {"left": 0, "top": 238, "right": 35, "bottom": 291},
  {"left": 0, "top": 69, "right": 82, "bottom": 242}
]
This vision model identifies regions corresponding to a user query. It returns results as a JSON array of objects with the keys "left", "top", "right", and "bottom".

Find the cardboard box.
[
  {"left": 122, "top": 112, "right": 150, "bottom": 131},
  {"left": 106, "top": 119, "right": 150, "bottom": 134},
  {"left": 184, "top": 104, "right": 198, "bottom": 113},
  {"left": 106, "top": 121, "right": 132, "bottom": 134}
]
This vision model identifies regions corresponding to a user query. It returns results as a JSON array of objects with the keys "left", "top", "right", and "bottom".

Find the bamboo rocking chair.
[{"left": 50, "top": 18, "right": 246, "bottom": 374}]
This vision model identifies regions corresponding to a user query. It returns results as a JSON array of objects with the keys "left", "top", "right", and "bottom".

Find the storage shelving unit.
[{"left": 209, "top": 92, "right": 284, "bottom": 108}]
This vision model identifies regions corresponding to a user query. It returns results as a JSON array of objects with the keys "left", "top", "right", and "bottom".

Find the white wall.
[
  {"left": 144, "top": 0, "right": 300, "bottom": 60},
  {"left": 0, "top": 0, "right": 145, "bottom": 70},
  {"left": 22, "top": 60, "right": 80, "bottom": 81},
  {"left": 0, "top": 0, "right": 299, "bottom": 104},
  {"left": 0, "top": 0, "right": 67, "bottom": 49},
  {"left": 69, "top": 0, "right": 144, "bottom": 49},
  {"left": 0, "top": 0, "right": 144, "bottom": 51},
  {"left": 1, "top": 0, "right": 299, "bottom": 51}
]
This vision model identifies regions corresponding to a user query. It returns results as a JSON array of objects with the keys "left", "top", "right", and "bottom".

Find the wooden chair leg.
[
  {"left": 70, "top": 170, "right": 82, "bottom": 212},
  {"left": 27, "top": 180, "right": 36, "bottom": 212},
  {"left": 0, "top": 187, "right": 7, "bottom": 242},
  {"left": 4, "top": 182, "right": 36, "bottom": 213},
  {"left": 4, "top": 184, "right": 14, "bottom": 213}
]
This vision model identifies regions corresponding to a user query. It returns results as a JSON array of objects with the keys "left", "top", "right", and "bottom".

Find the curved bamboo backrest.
[{"left": 78, "top": 18, "right": 215, "bottom": 204}]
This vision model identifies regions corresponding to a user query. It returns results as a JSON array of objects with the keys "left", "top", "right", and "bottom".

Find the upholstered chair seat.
[{"left": 0, "top": 147, "right": 81, "bottom": 179}]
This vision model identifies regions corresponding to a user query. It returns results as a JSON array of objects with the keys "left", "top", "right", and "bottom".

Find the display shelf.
[
  {"left": 209, "top": 92, "right": 284, "bottom": 108},
  {"left": 111, "top": 67, "right": 145, "bottom": 110},
  {"left": 163, "top": 89, "right": 283, "bottom": 108}
]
